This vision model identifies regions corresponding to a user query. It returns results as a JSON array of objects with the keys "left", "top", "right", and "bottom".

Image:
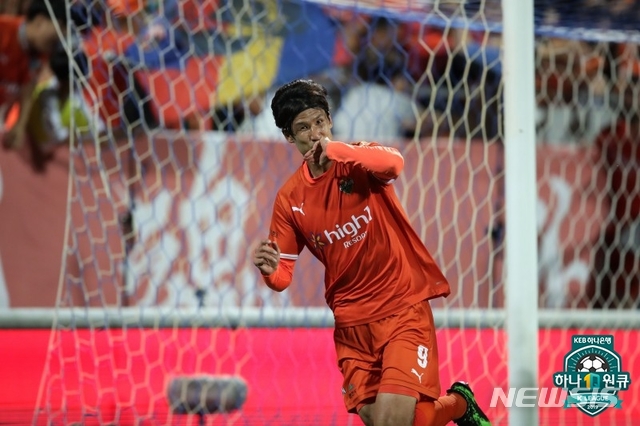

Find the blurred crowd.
[
  {"left": 1, "top": 0, "right": 638, "bottom": 144},
  {"left": 0, "top": 0, "right": 638, "bottom": 309}
]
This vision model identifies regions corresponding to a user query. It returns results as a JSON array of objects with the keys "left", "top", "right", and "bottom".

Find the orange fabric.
[
  {"left": 413, "top": 394, "right": 466, "bottom": 426},
  {"left": 335, "top": 300, "right": 441, "bottom": 413},
  {"left": 262, "top": 258, "right": 294, "bottom": 292},
  {"left": 325, "top": 141, "right": 404, "bottom": 181},
  {"left": 108, "top": 0, "right": 144, "bottom": 15},
  {"left": 267, "top": 141, "right": 449, "bottom": 327},
  {"left": 0, "top": 16, "right": 34, "bottom": 107}
]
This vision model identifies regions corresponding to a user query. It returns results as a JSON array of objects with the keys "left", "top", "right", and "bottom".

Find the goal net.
[{"left": 29, "top": 0, "right": 639, "bottom": 424}]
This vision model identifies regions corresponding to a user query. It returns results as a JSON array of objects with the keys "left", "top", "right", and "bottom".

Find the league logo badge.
[{"left": 553, "top": 335, "right": 631, "bottom": 417}]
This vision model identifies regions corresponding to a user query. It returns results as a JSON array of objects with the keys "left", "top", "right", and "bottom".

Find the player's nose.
[{"left": 309, "top": 126, "right": 324, "bottom": 141}]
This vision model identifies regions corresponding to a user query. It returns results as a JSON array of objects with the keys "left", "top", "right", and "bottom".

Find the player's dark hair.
[
  {"left": 271, "top": 79, "right": 330, "bottom": 137},
  {"left": 49, "top": 44, "right": 88, "bottom": 83},
  {"left": 27, "top": 0, "right": 68, "bottom": 24}
]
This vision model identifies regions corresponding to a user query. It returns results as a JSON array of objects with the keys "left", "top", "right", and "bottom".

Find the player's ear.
[{"left": 283, "top": 131, "right": 295, "bottom": 144}]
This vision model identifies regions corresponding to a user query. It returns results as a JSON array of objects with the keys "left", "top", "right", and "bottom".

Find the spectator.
[
  {"left": 235, "top": 91, "right": 284, "bottom": 139},
  {"left": 333, "top": 71, "right": 418, "bottom": 142},
  {"left": 587, "top": 89, "right": 640, "bottom": 309},
  {"left": 0, "top": 0, "right": 68, "bottom": 149},
  {"left": 535, "top": 37, "right": 616, "bottom": 145},
  {"left": 332, "top": 17, "right": 419, "bottom": 141},
  {"left": 106, "top": 0, "right": 146, "bottom": 35},
  {"left": 616, "top": 42, "right": 640, "bottom": 83},
  {"left": 26, "top": 44, "right": 103, "bottom": 171}
]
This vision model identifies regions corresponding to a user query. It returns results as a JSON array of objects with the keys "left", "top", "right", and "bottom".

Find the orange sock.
[{"left": 413, "top": 394, "right": 467, "bottom": 426}]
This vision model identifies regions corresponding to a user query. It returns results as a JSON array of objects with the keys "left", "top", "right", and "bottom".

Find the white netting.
[{"left": 21, "top": 0, "right": 639, "bottom": 424}]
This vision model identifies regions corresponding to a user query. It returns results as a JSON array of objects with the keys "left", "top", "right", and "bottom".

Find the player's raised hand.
[
  {"left": 304, "top": 137, "right": 330, "bottom": 167},
  {"left": 253, "top": 239, "right": 280, "bottom": 275}
]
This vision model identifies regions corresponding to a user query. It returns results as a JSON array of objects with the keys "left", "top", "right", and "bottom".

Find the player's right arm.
[{"left": 252, "top": 192, "right": 304, "bottom": 292}]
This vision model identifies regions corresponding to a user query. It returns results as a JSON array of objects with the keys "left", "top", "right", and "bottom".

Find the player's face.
[
  {"left": 286, "top": 108, "right": 332, "bottom": 155},
  {"left": 29, "top": 18, "right": 64, "bottom": 54}
]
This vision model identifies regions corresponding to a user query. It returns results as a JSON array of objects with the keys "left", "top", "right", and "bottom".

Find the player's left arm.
[{"left": 325, "top": 140, "right": 404, "bottom": 182}]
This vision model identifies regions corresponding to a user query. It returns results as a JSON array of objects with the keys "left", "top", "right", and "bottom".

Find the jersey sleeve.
[
  {"left": 326, "top": 140, "right": 404, "bottom": 183},
  {"left": 269, "top": 192, "right": 305, "bottom": 261}
]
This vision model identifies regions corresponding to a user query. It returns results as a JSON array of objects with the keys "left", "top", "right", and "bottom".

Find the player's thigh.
[
  {"left": 378, "top": 300, "right": 441, "bottom": 399},
  {"left": 335, "top": 326, "right": 380, "bottom": 414},
  {"left": 358, "top": 403, "right": 374, "bottom": 426}
]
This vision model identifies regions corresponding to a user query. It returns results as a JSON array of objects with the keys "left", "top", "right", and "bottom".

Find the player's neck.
[{"left": 306, "top": 160, "right": 333, "bottom": 179}]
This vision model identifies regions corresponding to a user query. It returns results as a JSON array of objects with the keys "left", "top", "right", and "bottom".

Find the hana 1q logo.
[{"left": 553, "top": 334, "right": 631, "bottom": 417}]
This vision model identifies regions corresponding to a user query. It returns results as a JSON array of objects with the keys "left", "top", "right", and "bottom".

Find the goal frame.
[{"left": 501, "top": 0, "right": 539, "bottom": 425}]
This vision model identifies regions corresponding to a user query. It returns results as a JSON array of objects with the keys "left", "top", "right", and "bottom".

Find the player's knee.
[{"left": 374, "top": 408, "right": 414, "bottom": 426}]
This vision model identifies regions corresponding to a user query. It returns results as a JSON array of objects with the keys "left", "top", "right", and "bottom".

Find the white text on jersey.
[{"left": 324, "top": 206, "right": 372, "bottom": 248}]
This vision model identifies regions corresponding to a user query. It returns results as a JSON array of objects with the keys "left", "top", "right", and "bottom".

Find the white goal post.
[{"left": 502, "top": 0, "right": 538, "bottom": 424}]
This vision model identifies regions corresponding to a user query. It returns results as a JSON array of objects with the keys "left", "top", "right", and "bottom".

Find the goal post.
[
  {"left": 501, "top": 0, "right": 539, "bottom": 425},
  {"left": 0, "top": 0, "right": 635, "bottom": 424}
]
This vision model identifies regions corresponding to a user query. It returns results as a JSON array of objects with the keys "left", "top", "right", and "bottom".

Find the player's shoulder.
[{"left": 274, "top": 165, "right": 305, "bottom": 205}]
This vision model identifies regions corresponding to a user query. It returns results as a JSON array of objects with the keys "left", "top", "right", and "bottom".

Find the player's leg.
[
  {"left": 334, "top": 324, "right": 380, "bottom": 426},
  {"left": 362, "top": 392, "right": 472, "bottom": 426},
  {"left": 335, "top": 303, "right": 491, "bottom": 426},
  {"left": 357, "top": 403, "right": 374, "bottom": 426},
  {"left": 334, "top": 324, "right": 421, "bottom": 426},
  {"left": 372, "top": 392, "right": 418, "bottom": 425},
  {"left": 374, "top": 300, "right": 490, "bottom": 426},
  {"left": 446, "top": 382, "right": 492, "bottom": 426}
]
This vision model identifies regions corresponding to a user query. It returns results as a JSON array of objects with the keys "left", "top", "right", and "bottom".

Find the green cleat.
[{"left": 447, "top": 381, "right": 492, "bottom": 426}]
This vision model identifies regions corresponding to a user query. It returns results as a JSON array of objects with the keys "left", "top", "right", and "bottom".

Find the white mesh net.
[{"left": 24, "top": 0, "right": 640, "bottom": 424}]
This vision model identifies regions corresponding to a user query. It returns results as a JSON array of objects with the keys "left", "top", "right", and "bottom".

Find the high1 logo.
[{"left": 323, "top": 206, "right": 372, "bottom": 248}]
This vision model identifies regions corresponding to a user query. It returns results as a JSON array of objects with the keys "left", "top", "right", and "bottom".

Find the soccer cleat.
[{"left": 447, "top": 381, "right": 492, "bottom": 426}]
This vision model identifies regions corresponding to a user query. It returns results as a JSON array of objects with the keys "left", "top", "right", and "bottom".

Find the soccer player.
[
  {"left": 252, "top": 79, "right": 491, "bottom": 426},
  {"left": 0, "top": 0, "right": 67, "bottom": 149}
]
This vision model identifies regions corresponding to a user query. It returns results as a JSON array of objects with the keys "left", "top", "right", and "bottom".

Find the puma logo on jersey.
[
  {"left": 411, "top": 368, "right": 424, "bottom": 383},
  {"left": 323, "top": 206, "right": 372, "bottom": 248},
  {"left": 292, "top": 203, "right": 305, "bottom": 215}
]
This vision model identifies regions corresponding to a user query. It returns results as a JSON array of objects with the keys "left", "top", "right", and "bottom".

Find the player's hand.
[
  {"left": 304, "top": 137, "right": 330, "bottom": 167},
  {"left": 253, "top": 239, "right": 280, "bottom": 276}
]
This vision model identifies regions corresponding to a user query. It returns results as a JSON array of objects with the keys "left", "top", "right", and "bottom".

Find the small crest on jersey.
[
  {"left": 309, "top": 233, "right": 325, "bottom": 250},
  {"left": 338, "top": 177, "right": 354, "bottom": 194}
]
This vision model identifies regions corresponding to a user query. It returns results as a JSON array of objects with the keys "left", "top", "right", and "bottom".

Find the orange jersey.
[
  {"left": 266, "top": 141, "right": 450, "bottom": 327},
  {"left": 0, "top": 16, "right": 39, "bottom": 107}
]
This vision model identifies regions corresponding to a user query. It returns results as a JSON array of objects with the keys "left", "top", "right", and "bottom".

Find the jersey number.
[{"left": 417, "top": 345, "right": 428, "bottom": 368}]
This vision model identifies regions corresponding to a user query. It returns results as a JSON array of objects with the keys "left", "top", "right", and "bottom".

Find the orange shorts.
[{"left": 334, "top": 300, "right": 441, "bottom": 413}]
